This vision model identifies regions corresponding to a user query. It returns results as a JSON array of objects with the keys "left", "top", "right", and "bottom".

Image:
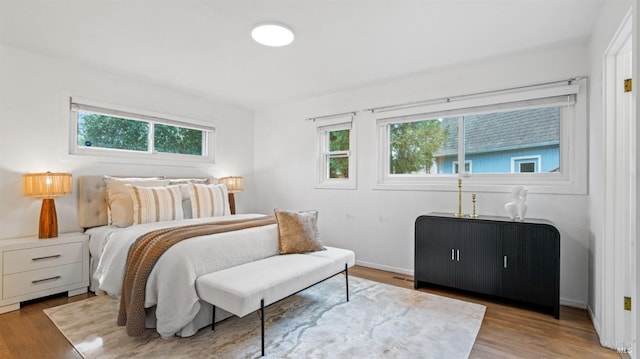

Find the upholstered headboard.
[
  {"left": 78, "top": 176, "right": 110, "bottom": 229},
  {"left": 77, "top": 176, "right": 214, "bottom": 229}
]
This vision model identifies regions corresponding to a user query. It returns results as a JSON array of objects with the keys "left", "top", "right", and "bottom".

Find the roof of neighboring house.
[{"left": 436, "top": 107, "right": 560, "bottom": 156}]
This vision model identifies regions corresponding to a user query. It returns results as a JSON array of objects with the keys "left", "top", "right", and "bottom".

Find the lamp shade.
[
  {"left": 23, "top": 172, "right": 72, "bottom": 198},
  {"left": 219, "top": 176, "right": 244, "bottom": 193}
]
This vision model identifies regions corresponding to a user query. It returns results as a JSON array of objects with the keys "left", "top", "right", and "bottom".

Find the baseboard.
[
  {"left": 587, "top": 304, "right": 602, "bottom": 341},
  {"left": 355, "top": 260, "right": 413, "bottom": 277},
  {"left": 560, "top": 297, "right": 586, "bottom": 309}
]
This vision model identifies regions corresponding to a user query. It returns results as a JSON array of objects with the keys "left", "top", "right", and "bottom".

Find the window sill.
[
  {"left": 374, "top": 176, "right": 587, "bottom": 195},
  {"left": 67, "top": 151, "right": 215, "bottom": 167},
  {"left": 315, "top": 182, "right": 357, "bottom": 190}
]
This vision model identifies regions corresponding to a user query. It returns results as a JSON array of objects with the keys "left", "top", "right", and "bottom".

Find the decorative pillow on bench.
[{"left": 274, "top": 209, "right": 324, "bottom": 254}]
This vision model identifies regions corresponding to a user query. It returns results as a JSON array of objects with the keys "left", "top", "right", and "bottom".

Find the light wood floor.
[{"left": 0, "top": 265, "right": 621, "bottom": 359}]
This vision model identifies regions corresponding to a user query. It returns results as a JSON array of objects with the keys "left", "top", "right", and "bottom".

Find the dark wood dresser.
[{"left": 414, "top": 212, "right": 560, "bottom": 318}]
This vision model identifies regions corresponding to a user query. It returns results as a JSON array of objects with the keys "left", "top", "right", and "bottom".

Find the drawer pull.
[
  {"left": 32, "top": 254, "right": 61, "bottom": 261},
  {"left": 32, "top": 275, "right": 61, "bottom": 284},
  {"left": 451, "top": 249, "right": 455, "bottom": 260},
  {"left": 504, "top": 256, "right": 508, "bottom": 268}
]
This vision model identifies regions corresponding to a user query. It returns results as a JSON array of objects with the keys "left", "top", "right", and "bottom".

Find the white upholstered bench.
[{"left": 196, "top": 246, "right": 355, "bottom": 356}]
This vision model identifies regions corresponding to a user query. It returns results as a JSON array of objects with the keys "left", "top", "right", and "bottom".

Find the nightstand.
[{"left": 0, "top": 232, "right": 89, "bottom": 314}]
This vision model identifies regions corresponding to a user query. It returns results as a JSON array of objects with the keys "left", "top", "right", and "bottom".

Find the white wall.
[
  {"left": 586, "top": 0, "right": 634, "bottom": 344},
  {"left": 0, "top": 44, "right": 257, "bottom": 240},
  {"left": 254, "top": 43, "right": 591, "bottom": 307}
]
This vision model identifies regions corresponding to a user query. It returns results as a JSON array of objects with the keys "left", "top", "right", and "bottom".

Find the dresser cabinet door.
[
  {"left": 501, "top": 223, "right": 559, "bottom": 308},
  {"left": 415, "top": 217, "right": 456, "bottom": 288},
  {"left": 455, "top": 221, "right": 502, "bottom": 295}
]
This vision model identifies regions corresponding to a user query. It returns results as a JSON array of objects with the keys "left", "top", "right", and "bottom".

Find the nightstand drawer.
[
  {"left": 3, "top": 242, "right": 83, "bottom": 275},
  {"left": 3, "top": 262, "right": 83, "bottom": 299}
]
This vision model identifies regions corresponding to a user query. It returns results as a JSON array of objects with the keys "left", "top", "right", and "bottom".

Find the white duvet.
[{"left": 89, "top": 214, "right": 279, "bottom": 338}]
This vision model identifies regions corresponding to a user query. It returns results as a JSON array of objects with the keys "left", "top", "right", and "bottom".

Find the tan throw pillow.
[
  {"left": 104, "top": 177, "right": 169, "bottom": 227},
  {"left": 274, "top": 209, "right": 324, "bottom": 254},
  {"left": 129, "top": 185, "right": 184, "bottom": 225},
  {"left": 188, "top": 183, "right": 231, "bottom": 218}
]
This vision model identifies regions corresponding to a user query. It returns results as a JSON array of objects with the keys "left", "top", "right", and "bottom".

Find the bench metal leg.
[
  {"left": 212, "top": 305, "right": 216, "bottom": 331},
  {"left": 345, "top": 263, "right": 349, "bottom": 302},
  {"left": 260, "top": 299, "right": 265, "bottom": 357}
]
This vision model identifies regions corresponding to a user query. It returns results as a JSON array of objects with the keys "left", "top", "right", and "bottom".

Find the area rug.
[{"left": 45, "top": 276, "right": 485, "bottom": 358}]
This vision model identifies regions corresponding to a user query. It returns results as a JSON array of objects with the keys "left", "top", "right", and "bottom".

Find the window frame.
[
  {"left": 68, "top": 98, "right": 216, "bottom": 165},
  {"left": 315, "top": 116, "right": 356, "bottom": 189},
  {"left": 375, "top": 81, "right": 587, "bottom": 194}
]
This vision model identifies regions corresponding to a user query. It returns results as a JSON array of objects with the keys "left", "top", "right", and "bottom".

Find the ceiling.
[{"left": 0, "top": 0, "right": 605, "bottom": 110}]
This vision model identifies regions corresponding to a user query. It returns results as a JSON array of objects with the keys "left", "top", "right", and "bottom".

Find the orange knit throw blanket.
[{"left": 117, "top": 216, "right": 277, "bottom": 336}]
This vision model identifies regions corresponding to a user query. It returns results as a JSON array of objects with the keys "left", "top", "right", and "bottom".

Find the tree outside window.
[
  {"left": 328, "top": 129, "right": 349, "bottom": 178},
  {"left": 78, "top": 113, "right": 149, "bottom": 151},
  {"left": 388, "top": 119, "right": 447, "bottom": 174},
  {"left": 154, "top": 124, "right": 204, "bottom": 156},
  {"left": 76, "top": 111, "right": 207, "bottom": 156}
]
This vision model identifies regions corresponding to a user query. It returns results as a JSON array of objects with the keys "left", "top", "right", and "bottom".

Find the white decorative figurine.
[{"left": 505, "top": 186, "right": 528, "bottom": 221}]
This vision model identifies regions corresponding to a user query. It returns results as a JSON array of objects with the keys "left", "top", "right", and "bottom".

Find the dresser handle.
[
  {"left": 451, "top": 249, "right": 455, "bottom": 260},
  {"left": 32, "top": 275, "right": 61, "bottom": 284},
  {"left": 504, "top": 256, "right": 508, "bottom": 268},
  {"left": 31, "top": 254, "right": 61, "bottom": 261},
  {"left": 457, "top": 249, "right": 460, "bottom": 261}
]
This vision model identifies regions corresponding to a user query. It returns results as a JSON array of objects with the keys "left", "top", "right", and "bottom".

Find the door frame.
[{"left": 601, "top": 10, "right": 635, "bottom": 353}]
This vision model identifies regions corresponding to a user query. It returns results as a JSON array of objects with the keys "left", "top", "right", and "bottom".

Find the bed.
[{"left": 78, "top": 176, "right": 281, "bottom": 338}]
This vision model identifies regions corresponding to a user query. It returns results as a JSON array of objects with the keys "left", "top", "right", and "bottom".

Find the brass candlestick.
[
  {"left": 454, "top": 178, "right": 463, "bottom": 217},
  {"left": 471, "top": 193, "right": 479, "bottom": 218}
]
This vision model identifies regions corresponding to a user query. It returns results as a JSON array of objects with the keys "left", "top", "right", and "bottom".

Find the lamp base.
[
  {"left": 228, "top": 193, "right": 236, "bottom": 215},
  {"left": 39, "top": 198, "right": 58, "bottom": 239}
]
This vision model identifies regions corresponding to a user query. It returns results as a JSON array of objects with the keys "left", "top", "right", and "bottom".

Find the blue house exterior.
[{"left": 434, "top": 107, "right": 560, "bottom": 174}]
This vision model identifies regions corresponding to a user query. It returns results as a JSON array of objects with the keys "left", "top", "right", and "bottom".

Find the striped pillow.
[
  {"left": 104, "top": 177, "right": 169, "bottom": 227},
  {"left": 129, "top": 185, "right": 184, "bottom": 225},
  {"left": 189, "top": 183, "right": 230, "bottom": 218}
]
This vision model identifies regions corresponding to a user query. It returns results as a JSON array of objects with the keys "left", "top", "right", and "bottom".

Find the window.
[
  {"left": 376, "top": 82, "right": 587, "bottom": 194},
  {"left": 460, "top": 108, "right": 558, "bottom": 174},
  {"left": 69, "top": 100, "right": 215, "bottom": 164},
  {"left": 326, "top": 129, "right": 350, "bottom": 179},
  {"left": 511, "top": 156, "right": 541, "bottom": 173},
  {"left": 316, "top": 116, "right": 356, "bottom": 189},
  {"left": 453, "top": 160, "right": 472, "bottom": 174},
  {"left": 380, "top": 107, "right": 563, "bottom": 177}
]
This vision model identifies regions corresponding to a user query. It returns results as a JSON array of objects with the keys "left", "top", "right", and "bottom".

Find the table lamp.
[
  {"left": 219, "top": 176, "right": 244, "bottom": 215},
  {"left": 23, "top": 172, "right": 72, "bottom": 238}
]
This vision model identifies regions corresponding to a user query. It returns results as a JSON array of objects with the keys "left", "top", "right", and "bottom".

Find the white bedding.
[{"left": 87, "top": 213, "right": 279, "bottom": 337}]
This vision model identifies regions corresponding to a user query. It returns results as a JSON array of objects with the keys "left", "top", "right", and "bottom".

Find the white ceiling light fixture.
[{"left": 251, "top": 22, "right": 294, "bottom": 47}]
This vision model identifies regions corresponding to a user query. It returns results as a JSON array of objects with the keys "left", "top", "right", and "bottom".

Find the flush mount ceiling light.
[{"left": 251, "top": 23, "right": 294, "bottom": 47}]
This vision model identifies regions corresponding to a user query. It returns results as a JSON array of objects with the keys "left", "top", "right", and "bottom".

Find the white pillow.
[
  {"left": 129, "top": 185, "right": 184, "bottom": 225},
  {"left": 104, "top": 176, "right": 169, "bottom": 227},
  {"left": 188, "top": 183, "right": 231, "bottom": 218}
]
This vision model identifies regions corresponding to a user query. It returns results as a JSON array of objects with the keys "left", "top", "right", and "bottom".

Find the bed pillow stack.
[{"left": 103, "top": 176, "right": 230, "bottom": 227}]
